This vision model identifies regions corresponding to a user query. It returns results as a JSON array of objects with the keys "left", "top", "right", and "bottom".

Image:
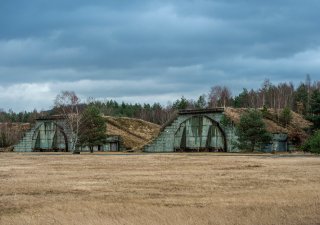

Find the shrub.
[
  {"left": 279, "top": 107, "right": 292, "bottom": 127},
  {"left": 220, "top": 115, "right": 232, "bottom": 127},
  {"left": 302, "top": 130, "right": 320, "bottom": 154},
  {"left": 236, "top": 109, "right": 272, "bottom": 151}
]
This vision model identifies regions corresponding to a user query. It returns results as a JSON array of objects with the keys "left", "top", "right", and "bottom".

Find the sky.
[{"left": 1, "top": 0, "right": 320, "bottom": 111}]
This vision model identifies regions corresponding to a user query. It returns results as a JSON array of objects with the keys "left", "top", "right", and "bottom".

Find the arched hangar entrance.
[
  {"left": 174, "top": 116, "right": 227, "bottom": 152},
  {"left": 32, "top": 121, "right": 69, "bottom": 152}
]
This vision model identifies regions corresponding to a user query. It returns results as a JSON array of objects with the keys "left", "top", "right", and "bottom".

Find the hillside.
[
  {"left": 0, "top": 123, "right": 30, "bottom": 151},
  {"left": 224, "top": 107, "right": 312, "bottom": 142},
  {"left": 103, "top": 116, "right": 161, "bottom": 150}
]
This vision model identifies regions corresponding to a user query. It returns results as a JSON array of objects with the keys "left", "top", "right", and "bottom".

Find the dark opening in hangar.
[{"left": 174, "top": 116, "right": 227, "bottom": 152}]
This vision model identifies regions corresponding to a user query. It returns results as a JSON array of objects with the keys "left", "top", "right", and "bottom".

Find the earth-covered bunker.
[
  {"left": 14, "top": 116, "right": 71, "bottom": 152},
  {"left": 14, "top": 116, "right": 121, "bottom": 152},
  {"left": 143, "top": 108, "right": 238, "bottom": 152}
]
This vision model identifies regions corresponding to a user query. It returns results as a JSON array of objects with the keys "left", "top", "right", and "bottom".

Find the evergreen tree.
[
  {"left": 294, "top": 83, "right": 308, "bottom": 115},
  {"left": 234, "top": 88, "right": 249, "bottom": 108},
  {"left": 236, "top": 110, "right": 271, "bottom": 151},
  {"left": 78, "top": 106, "right": 107, "bottom": 153},
  {"left": 310, "top": 90, "right": 320, "bottom": 114},
  {"left": 307, "top": 90, "right": 320, "bottom": 130},
  {"left": 195, "top": 95, "right": 207, "bottom": 109},
  {"left": 220, "top": 115, "right": 232, "bottom": 127},
  {"left": 279, "top": 107, "right": 292, "bottom": 127},
  {"left": 173, "top": 96, "right": 189, "bottom": 110},
  {"left": 302, "top": 130, "right": 320, "bottom": 154},
  {"left": 261, "top": 105, "right": 269, "bottom": 118}
]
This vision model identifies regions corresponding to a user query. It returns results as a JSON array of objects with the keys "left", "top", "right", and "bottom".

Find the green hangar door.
[
  {"left": 174, "top": 116, "right": 226, "bottom": 152},
  {"left": 32, "top": 122, "right": 68, "bottom": 152}
]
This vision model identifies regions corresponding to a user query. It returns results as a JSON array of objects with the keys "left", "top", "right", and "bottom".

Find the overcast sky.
[{"left": 1, "top": 0, "right": 320, "bottom": 111}]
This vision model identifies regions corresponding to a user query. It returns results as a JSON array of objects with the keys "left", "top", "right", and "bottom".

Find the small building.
[
  {"left": 272, "top": 133, "right": 289, "bottom": 152},
  {"left": 102, "top": 135, "right": 122, "bottom": 151},
  {"left": 261, "top": 133, "right": 289, "bottom": 152},
  {"left": 77, "top": 136, "right": 121, "bottom": 152}
]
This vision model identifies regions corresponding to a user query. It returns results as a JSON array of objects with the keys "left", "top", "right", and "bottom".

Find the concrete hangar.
[{"left": 14, "top": 108, "right": 291, "bottom": 153}]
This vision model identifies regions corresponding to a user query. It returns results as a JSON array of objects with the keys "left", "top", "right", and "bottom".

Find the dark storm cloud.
[{"left": 0, "top": 0, "right": 320, "bottom": 111}]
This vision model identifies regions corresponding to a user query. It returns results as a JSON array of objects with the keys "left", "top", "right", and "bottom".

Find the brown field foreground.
[{"left": 0, "top": 153, "right": 320, "bottom": 225}]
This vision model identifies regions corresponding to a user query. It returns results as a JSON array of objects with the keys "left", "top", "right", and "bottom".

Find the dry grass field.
[{"left": 0, "top": 153, "right": 319, "bottom": 225}]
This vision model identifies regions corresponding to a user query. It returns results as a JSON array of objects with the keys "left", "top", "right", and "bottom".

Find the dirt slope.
[
  {"left": 224, "top": 107, "right": 312, "bottom": 141},
  {"left": 103, "top": 116, "right": 160, "bottom": 150},
  {"left": 10, "top": 109, "right": 309, "bottom": 150}
]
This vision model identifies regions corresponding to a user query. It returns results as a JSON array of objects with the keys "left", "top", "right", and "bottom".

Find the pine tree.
[
  {"left": 307, "top": 90, "right": 320, "bottom": 130},
  {"left": 234, "top": 88, "right": 249, "bottom": 108},
  {"left": 279, "top": 107, "right": 292, "bottom": 127},
  {"left": 173, "top": 96, "right": 189, "bottom": 110},
  {"left": 294, "top": 83, "right": 308, "bottom": 115},
  {"left": 236, "top": 110, "right": 271, "bottom": 151},
  {"left": 195, "top": 95, "right": 207, "bottom": 109},
  {"left": 302, "top": 130, "right": 320, "bottom": 154},
  {"left": 78, "top": 106, "right": 107, "bottom": 153}
]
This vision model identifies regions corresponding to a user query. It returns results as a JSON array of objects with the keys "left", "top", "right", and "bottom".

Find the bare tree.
[
  {"left": 208, "top": 86, "right": 222, "bottom": 108},
  {"left": 0, "top": 123, "right": 27, "bottom": 148},
  {"left": 208, "top": 85, "right": 231, "bottom": 108},
  {"left": 276, "top": 82, "right": 294, "bottom": 109},
  {"left": 261, "top": 79, "right": 271, "bottom": 107},
  {"left": 54, "top": 91, "right": 82, "bottom": 153},
  {"left": 306, "top": 74, "right": 311, "bottom": 112},
  {"left": 314, "top": 81, "right": 320, "bottom": 90},
  {"left": 248, "top": 89, "right": 258, "bottom": 108},
  {"left": 221, "top": 87, "right": 232, "bottom": 108}
]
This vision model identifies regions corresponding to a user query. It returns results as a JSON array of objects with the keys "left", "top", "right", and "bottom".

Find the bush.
[
  {"left": 279, "top": 107, "right": 292, "bottom": 127},
  {"left": 220, "top": 115, "right": 232, "bottom": 127},
  {"left": 236, "top": 109, "right": 272, "bottom": 152},
  {"left": 302, "top": 130, "right": 320, "bottom": 154}
]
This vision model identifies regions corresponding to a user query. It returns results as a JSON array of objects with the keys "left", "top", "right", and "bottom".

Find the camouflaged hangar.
[
  {"left": 14, "top": 108, "right": 295, "bottom": 153},
  {"left": 14, "top": 115, "right": 71, "bottom": 152},
  {"left": 14, "top": 108, "right": 238, "bottom": 153},
  {"left": 14, "top": 115, "right": 121, "bottom": 152},
  {"left": 143, "top": 108, "right": 238, "bottom": 152}
]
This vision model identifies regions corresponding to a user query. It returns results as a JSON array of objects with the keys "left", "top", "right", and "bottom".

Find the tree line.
[
  {"left": 0, "top": 76, "right": 319, "bottom": 126},
  {"left": 0, "top": 109, "right": 44, "bottom": 123},
  {"left": 1, "top": 75, "right": 319, "bottom": 151}
]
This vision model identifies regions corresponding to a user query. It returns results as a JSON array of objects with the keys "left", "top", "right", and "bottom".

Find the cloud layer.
[{"left": 1, "top": 0, "right": 320, "bottom": 111}]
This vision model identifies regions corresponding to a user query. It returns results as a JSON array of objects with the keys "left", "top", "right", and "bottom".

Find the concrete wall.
[
  {"left": 14, "top": 119, "right": 73, "bottom": 152},
  {"left": 261, "top": 133, "right": 289, "bottom": 152},
  {"left": 143, "top": 110, "right": 239, "bottom": 152},
  {"left": 15, "top": 110, "right": 239, "bottom": 153},
  {"left": 14, "top": 119, "right": 121, "bottom": 152}
]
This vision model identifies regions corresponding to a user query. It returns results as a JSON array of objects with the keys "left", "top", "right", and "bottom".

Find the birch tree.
[
  {"left": 208, "top": 85, "right": 231, "bottom": 108},
  {"left": 54, "top": 91, "right": 82, "bottom": 153}
]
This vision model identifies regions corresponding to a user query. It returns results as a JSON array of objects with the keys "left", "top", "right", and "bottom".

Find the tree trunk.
[{"left": 251, "top": 141, "right": 255, "bottom": 152}]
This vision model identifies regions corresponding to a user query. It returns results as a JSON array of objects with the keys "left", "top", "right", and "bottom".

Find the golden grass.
[
  {"left": 0, "top": 152, "right": 320, "bottom": 225},
  {"left": 103, "top": 116, "right": 160, "bottom": 150},
  {"left": 224, "top": 107, "right": 311, "bottom": 141}
]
